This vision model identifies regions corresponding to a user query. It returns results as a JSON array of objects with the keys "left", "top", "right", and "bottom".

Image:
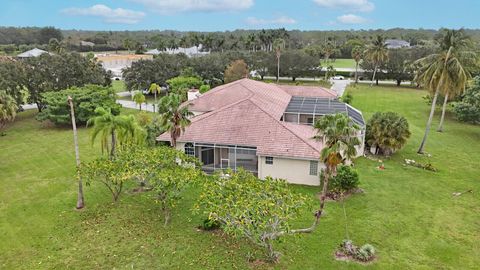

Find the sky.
[{"left": 1, "top": 0, "right": 479, "bottom": 31}]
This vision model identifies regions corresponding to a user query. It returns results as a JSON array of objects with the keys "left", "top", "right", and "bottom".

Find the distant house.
[
  {"left": 95, "top": 53, "right": 153, "bottom": 78},
  {"left": 17, "top": 48, "right": 49, "bottom": 58},
  {"left": 385, "top": 39, "right": 411, "bottom": 49},
  {"left": 157, "top": 79, "right": 365, "bottom": 186},
  {"left": 145, "top": 48, "right": 162, "bottom": 55},
  {"left": 80, "top": 41, "right": 95, "bottom": 47}
]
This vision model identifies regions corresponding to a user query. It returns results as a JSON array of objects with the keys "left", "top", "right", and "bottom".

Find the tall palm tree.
[
  {"left": 273, "top": 38, "right": 285, "bottom": 83},
  {"left": 306, "top": 113, "right": 360, "bottom": 230},
  {"left": 351, "top": 46, "right": 363, "bottom": 84},
  {"left": 133, "top": 91, "right": 146, "bottom": 111},
  {"left": 415, "top": 30, "right": 475, "bottom": 153},
  {"left": 0, "top": 90, "right": 17, "bottom": 132},
  {"left": 149, "top": 83, "right": 162, "bottom": 113},
  {"left": 364, "top": 35, "right": 389, "bottom": 86},
  {"left": 67, "top": 96, "right": 84, "bottom": 209},
  {"left": 436, "top": 29, "right": 476, "bottom": 132},
  {"left": 87, "top": 107, "right": 144, "bottom": 158},
  {"left": 157, "top": 94, "right": 193, "bottom": 148}
]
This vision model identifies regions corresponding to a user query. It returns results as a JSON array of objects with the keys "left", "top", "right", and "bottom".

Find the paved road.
[
  {"left": 330, "top": 79, "right": 352, "bottom": 97},
  {"left": 116, "top": 99, "right": 156, "bottom": 113}
]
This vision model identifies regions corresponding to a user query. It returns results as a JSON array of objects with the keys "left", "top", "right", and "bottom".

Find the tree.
[
  {"left": 166, "top": 76, "right": 203, "bottom": 99},
  {"left": 148, "top": 83, "right": 161, "bottom": 113},
  {"left": 312, "top": 114, "right": 361, "bottom": 231},
  {"left": 366, "top": 112, "right": 411, "bottom": 156},
  {"left": 36, "top": 85, "right": 120, "bottom": 126},
  {"left": 48, "top": 38, "right": 65, "bottom": 54},
  {"left": 247, "top": 51, "right": 274, "bottom": 80},
  {"left": 0, "top": 90, "right": 17, "bottom": 131},
  {"left": 454, "top": 76, "right": 480, "bottom": 124},
  {"left": 67, "top": 96, "right": 84, "bottom": 209},
  {"left": 273, "top": 38, "right": 285, "bottom": 82},
  {"left": 280, "top": 50, "right": 320, "bottom": 81},
  {"left": 195, "top": 169, "right": 309, "bottom": 262},
  {"left": 0, "top": 60, "right": 26, "bottom": 105},
  {"left": 133, "top": 146, "right": 201, "bottom": 226},
  {"left": 224, "top": 59, "right": 248, "bottom": 83},
  {"left": 435, "top": 29, "right": 476, "bottom": 132},
  {"left": 384, "top": 48, "right": 414, "bottom": 86},
  {"left": 364, "top": 35, "right": 389, "bottom": 86},
  {"left": 415, "top": 30, "right": 474, "bottom": 153},
  {"left": 351, "top": 46, "right": 363, "bottom": 84},
  {"left": 157, "top": 94, "right": 193, "bottom": 148},
  {"left": 88, "top": 107, "right": 145, "bottom": 158},
  {"left": 133, "top": 91, "right": 146, "bottom": 111},
  {"left": 321, "top": 41, "right": 336, "bottom": 63}
]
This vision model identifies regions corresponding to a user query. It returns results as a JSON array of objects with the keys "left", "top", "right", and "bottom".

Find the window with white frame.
[
  {"left": 184, "top": 143, "right": 195, "bottom": 156},
  {"left": 309, "top": 160, "right": 318, "bottom": 175},
  {"left": 265, "top": 156, "right": 273, "bottom": 165}
]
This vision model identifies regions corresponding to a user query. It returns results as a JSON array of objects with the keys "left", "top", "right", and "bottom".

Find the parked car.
[{"left": 332, "top": 75, "right": 345, "bottom": 80}]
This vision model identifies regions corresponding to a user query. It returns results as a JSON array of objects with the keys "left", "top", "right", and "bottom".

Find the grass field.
[
  {"left": 111, "top": 80, "right": 126, "bottom": 93},
  {"left": 322, "top": 58, "right": 357, "bottom": 69},
  {"left": 1, "top": 85, "right": 479, "bottom": 269}
]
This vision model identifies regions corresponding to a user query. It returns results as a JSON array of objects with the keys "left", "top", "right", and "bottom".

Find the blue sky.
[{"left": 1, "top": 0, "right": 479, "bottom": 31}]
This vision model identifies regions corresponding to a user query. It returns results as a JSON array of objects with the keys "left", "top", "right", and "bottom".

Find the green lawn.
[
  {"left": 323, "top": 58, "right": 357, "bottom": 69},
  {"left": 1, "top": 85, "right": 479, "bottom": 269},
  {"left": 111, "top": 80, "right": 126, "bottom": 93}
]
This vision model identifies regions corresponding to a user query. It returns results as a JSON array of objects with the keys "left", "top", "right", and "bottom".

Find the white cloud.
[
  {"left": 62, "top": 4, "right": 146, "bottom": 24},
  {"left": 246, "top": 16, "right": 296, "bottom": 25},
  {"left": 131, "top": 0, "right": 254, "bottom": 13},
  {"left": 336, "top": 14, "right": 369, "bottom": 24},
  {"left": 313, "top": 0, "right": 374, "bottom": 12}
]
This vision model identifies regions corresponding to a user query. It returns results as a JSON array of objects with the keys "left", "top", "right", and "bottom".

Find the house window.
[
  {"left": 309, "top": 160, "right": 318, "bottom": 176},
  {"left": 265, "top": 156, "right": 273, "bottom": 165},
  {"left": 184, "top": 143, "right": 195, "bottom": 156}
]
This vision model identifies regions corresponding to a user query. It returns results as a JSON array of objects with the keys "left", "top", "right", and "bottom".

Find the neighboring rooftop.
[
  {"left": 17, "top": 48, "right": 49, "bottom": 58},
  {"left": 385, "top": 39, "right": 411, "bottom": 49}
]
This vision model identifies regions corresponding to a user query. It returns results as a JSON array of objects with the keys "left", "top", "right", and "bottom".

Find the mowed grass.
[
  {"left": 1, "top": 85, "right": 480, "bottom": 269},
  {"left": 322, "top": 58, "right": 356, "bottom": 69}
]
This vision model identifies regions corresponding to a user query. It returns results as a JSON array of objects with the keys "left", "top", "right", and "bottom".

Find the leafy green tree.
[
  {"left": 415, "top": 29, "right": 474, "bottom": 153},
  {"left": 48, "top": 38, "right": 65, "bottom": 54},
  {"left": 366, "top": 112, "right": 411, "bottom": 156},
  {"left": 88, "top": 107, "right": 145, "bottom": 158},
  {"left": 157, "top": 94, "right": 193, "bottom": 148},
  {"left": 224, "top": 59, "right": 248, "bottom": 83},
  {"left": 166, "top": 76, "right": 203, "bottom": 98},
  {"left": 351, "top": 46, "right": 363, "bottom": 84},
  {"left": 454, "top": 76, "right": 480, "bottom": 124},
  {"left": 0, "top": 90, "right": 17, "bottom": 131},
  {"left": 132, "top": 146, "right": 202, "bottom": 225},
  {"left": 384, "top": 48, "right": 414, "bottom": 86},
  {"left": 364, "top": 35, "right": 389, "bottom": 86},
  {"left": 194, "top": 169, "right": 309, "bottom": 262},
  {"left": 133, "top": 91, "right": 146, "bottom": 111},
  {"left": 36, "top": 85, "right": 120, "bottom": 126},
  {"left": 247, "top": 51, "right": 274, "bottom": 80},
  {"left": 313, "top": 114, "right": 360, "bottom": 230},
  {"left": 280, "top": 50, "right": 320, "bottom": 81},
  {"left": 0, "top": 60, "right": 26, "bottom": 104}
]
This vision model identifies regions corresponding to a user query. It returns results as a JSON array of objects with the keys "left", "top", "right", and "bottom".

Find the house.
[
  {"left": 385, "top": 39, "right": 411, "bottom": 49},
  {"left": 17, "top": 48, "right": 49, "bottom": 58},
  {"left": 80, "top": 41, "right": 95, "bottom": 47},
  {"left": 157, "top": 79, "right": 365, "bottom": 186}
]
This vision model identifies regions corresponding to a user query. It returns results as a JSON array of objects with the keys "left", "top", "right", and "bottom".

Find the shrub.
[
  {"left": 342, "top": 92, "right": 353, "bottom": 104},
  {"left": 330, "top": 165, "right": 359, "bottom": 193},
  {"left": 355, "top": 244, "right": 376, "bottom": 262},
  {"left": 366, "top": 111, "right": 411, "bottom": 156},
  {"left": 454, "top": 76, "right": 480, "bottom": 124},
  {"left": 199, "top": 84, "right": 211, "bottom": 94},
  {"left": 201, "top": 218, "right": 221, "bottom": 231},
  {"left": 36, "top": 85, "right": 120, "bottom": 126}
]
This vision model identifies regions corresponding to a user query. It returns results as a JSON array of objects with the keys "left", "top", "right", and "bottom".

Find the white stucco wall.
[{"left": 258, "top": 156, "right": 324, "bottom": 186}]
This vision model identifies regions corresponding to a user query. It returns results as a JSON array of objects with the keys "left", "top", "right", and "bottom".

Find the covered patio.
[{"left": 184, "top": 142, "right": 258, "bottom": 176}]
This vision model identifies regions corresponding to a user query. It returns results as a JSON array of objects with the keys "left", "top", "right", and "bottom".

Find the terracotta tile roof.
[
  {"left": 158, "top": 78, "right": 331, "bottom": 159},
  {"left": 158, "top": 98, "right": 323, "bottom": 159},
  {"left": 278, "top": 85, "right": 337, "bottom": 98}
]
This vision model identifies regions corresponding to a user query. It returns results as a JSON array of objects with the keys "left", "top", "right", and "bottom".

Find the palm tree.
[
  {"left": 364, "top": 35, "right": 389, "bottom": 86},
  {"left": 0, "top": 90, "right": 17, "bottom": 131},
  {"left": 351, "top": 46, "right": 363, "bottom": 84},
  {"left": 273, "top": 38, "right": 285, "bottom": 83},
  {"left": 149, "top": 83, "right": 162, "bottom": 113},
  {"left": 435, "top": 29, "right": 475, "bottom": 132},
  {"left": 157, "top": 94, "right": 193, "bottom": 148},
  {"left": 67, "top": 96, "right": 84, "bottom": 209},
  {"left": 87, "top": 107, "right": 144, "bottom": 158},
  {"left": 133, "top": 91, "right": 146, "bottom": 111},
  {"left": 308, "top": 113, "right": 360, "bottom": 230},
  {"left": 415, "top": 30, "right": 475, "bottom": 153}
]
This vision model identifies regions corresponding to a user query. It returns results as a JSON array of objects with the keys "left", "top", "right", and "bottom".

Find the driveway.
[{"left": 330, "top": 79, "right": 352, "bottom": 97}]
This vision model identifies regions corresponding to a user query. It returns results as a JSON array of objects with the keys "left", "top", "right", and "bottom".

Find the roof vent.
[{"left": 188, "top": 89, "right": 201, "bottom": 101}]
